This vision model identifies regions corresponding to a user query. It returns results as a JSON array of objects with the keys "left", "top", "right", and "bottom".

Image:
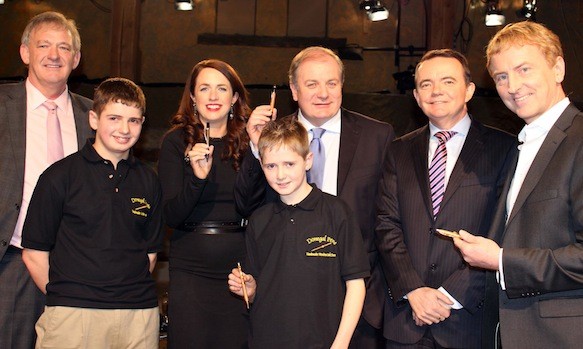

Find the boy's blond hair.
[{"left": 258, "top": 117, "right": 309, "bottom": 160}]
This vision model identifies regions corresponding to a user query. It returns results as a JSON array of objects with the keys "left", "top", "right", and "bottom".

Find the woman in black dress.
[{"left": 158, "top": 59, "right": 251, "bottom": 348}]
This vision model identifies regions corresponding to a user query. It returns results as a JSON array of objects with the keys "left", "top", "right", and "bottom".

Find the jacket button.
[
  {"left": 1, "top": 240, "right": 7, "bottom": 247},
  {"left": 430, "top": 263, "right": 437, "bottom": 271}
]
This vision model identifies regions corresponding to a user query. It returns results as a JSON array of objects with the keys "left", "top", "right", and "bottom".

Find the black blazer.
[
  {"left": 234, "top": 107, "right": 395, "bottom": 326},
  {"left": 375, "top": 119, "right": 515, "bottom": 348},
  {"left": 487, "top": 104, "right": 583, "bottom": 348},
  {"left": 0, "top": 82, "right": 94, "bottom": 259}
]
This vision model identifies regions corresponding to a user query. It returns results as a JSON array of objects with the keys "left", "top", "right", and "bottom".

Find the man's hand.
[
  {"left": 407, "top": 287, "right": 452, "bottom": 326},
  {"left": 453, "top": 229, "right": 500, "bottom": 270},
  {"left": 247, "top": 105, "right": 277, "bottom": 149}
]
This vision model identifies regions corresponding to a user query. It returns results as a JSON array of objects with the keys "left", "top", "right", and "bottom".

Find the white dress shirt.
[
  {"left": 428, "top": 114, "right": 471, "bottom": 187},
  {"left": 428, "top": 115, "right": 471, "bottom": 309},
  {"left": 297, "top": 110, "right": 341, "bottom": 196}
]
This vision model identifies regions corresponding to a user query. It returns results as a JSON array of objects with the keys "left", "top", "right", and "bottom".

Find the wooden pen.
[
  {"left": 237, "top": 262, "right": 250, "bottom": 309},
  {"left": 269, "top": 85, "right": 276, "bottom": 119}
]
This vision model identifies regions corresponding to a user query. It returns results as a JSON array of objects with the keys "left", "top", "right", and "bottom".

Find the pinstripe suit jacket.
[
  {"left": 0, "top": 81, "right": 94, "bottom": 260},
  {"left": 375, "top": 119, "right": 515, "bottom": 348}
]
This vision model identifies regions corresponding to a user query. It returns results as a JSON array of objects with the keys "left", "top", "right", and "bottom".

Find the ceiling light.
[
  {"left": 485, "top": 1, "right": 505, "bottom": 26},
  {"left": 175, "top": 0, "right": 194, "bottom": 11}
]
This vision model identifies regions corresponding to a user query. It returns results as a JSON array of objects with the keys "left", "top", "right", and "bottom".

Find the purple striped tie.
[{"left": 429, "top": 131, "right": 456, "bottom": 218}]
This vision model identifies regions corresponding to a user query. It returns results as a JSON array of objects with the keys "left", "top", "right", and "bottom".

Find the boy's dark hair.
[
  {"left": 92, "top": 77, "right": 146, "bottom": 116},
  {"left": 258, "top": 117, "right": 310, "bottom": 160}
]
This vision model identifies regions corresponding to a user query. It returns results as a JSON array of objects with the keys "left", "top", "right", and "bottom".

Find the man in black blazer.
[
  {"left": 455, "top": 22, "right": 583, "bottom": 348},
  {"left": 375, "top": 49, "right": 514, "bottom": 348},
  {"left": 235, "top": 46, "right": 395, "bottom": 348},
  {"left": 0, "top": 12, "right": 93, "bottom": 349}
]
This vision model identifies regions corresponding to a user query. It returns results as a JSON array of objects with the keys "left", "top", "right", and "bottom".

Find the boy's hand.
[
  {"left": 186, "top": 143, "right": 214, "bottom": 179},
  {"left": 228, "top": 267, "right": 256, "bottom": 303},
  {"left": 247, "top": 105, "right": 277, "bottom": 149}
]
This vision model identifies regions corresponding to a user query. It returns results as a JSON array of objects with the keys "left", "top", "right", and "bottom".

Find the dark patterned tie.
[
  {"left": 429, "top": 131, "right": 456, "bottom": 218},
  {"left": 307, "top": 128, "right": 326, "bottom": 188}
]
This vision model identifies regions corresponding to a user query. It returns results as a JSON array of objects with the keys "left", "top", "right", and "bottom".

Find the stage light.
[
  {"left": 360, "top": 1, "right": 389, "bottom": 22},
  {"left": 519, "top": 0, "right": 537, "bottom": 21},
  {"left": 485, "top": 1, "right": 505, "bottom": 26},
  {"left": 175, "top": 0, "right": 194, "bottom": 11}
]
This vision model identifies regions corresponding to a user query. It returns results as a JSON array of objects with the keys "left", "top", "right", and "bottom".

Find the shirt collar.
[
  {"left": 518, "top": 97, "right": 570, "bottom": 143},
  {"left": 428, "top": 113, "right": 471, "bottom": 138},
  {"left": 297, "top": 109, "right": 341, "bottom": 134},
  {"left": 26, "top": 78, "right": 69, "bottom": 111},
  {"left": 274, "top": 184, "right": 321, "bottom": 213},
  {"left": 81, "top": 138, "right": 137, "bottom": 167}
]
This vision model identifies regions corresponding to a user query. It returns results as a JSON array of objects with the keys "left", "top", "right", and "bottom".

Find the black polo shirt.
[
  {"left": 22, "top": 140, "right": 164, "bottom": 309},
  {"left": 246, "top": 186, "right": 370, "bottom": 348}
]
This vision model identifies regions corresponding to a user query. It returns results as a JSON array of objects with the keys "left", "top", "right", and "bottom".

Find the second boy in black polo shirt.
[{"left": 228, "top": 117, "right": 369, "bottom": 348}]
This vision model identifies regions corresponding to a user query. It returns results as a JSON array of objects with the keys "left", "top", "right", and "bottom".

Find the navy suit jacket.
[
  {"left": 235, "top": 107, "right": 395, "bottom": 326},
  {"left": 375, "top": 119, "right": 514, "bottom": 348},
  {"left": 0, "top": 82, "right": 93, "bottom": 260},
  {"left": 486, "top": 103, "right": 583, "bottom": 348}
]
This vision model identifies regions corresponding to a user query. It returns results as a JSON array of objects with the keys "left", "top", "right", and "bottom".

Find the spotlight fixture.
[
  {"left": 519, "top": 0, "right": 537, "bottom": 21},
  {"left": 485, "top": 0, "right": 505, "bottom": 27},
  {"left": 175, "top": 0, "right": 194, "bottom": 11},
  {"left": 359, "top": 1, "right": 389, "bottom": 22}
]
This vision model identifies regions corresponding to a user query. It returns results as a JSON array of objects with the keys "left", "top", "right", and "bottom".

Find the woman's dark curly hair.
[{"left": 169, "top": 59, "right": 251, "bottom": 171}]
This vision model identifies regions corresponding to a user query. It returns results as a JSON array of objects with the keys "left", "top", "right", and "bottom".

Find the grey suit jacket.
[
  {"left": 488, "top": 103, "right": 583, "bottom": 348},
  {"left": 375, "top": 119, "right": 515, "bottom": 348},
  {"left": 0, "top": 82, "right": 94, "bottom": 260}
]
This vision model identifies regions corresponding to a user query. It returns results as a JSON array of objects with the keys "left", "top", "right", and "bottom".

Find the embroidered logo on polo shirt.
[
  {"left": 305, "top": 235, "right": 337, "bottom": 258},
  {"left": 131, "top": 197, "right": 150, "bottom": 217}
]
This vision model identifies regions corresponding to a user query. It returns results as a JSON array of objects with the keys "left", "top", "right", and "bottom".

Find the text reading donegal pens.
[
  {"left": 204, "top": 122, "right": 210, "bottom": 160},
  {"left": 269, "top": 85, "right": 276, "bottom": 119}
]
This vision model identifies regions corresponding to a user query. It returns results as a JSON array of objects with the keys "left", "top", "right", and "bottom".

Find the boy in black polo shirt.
[
  {"left": 21, "top": 78, "right": 163, "bottom": 348},
  {"left": 228, "top": 117, "right": 369, "bottom": 348}
]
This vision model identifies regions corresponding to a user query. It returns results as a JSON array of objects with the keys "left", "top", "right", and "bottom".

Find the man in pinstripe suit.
[{"left": 375, "top": 49, "right": 514, "bottom": 348}]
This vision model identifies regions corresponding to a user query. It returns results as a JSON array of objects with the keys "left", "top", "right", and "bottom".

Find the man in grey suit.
[
  {"left": 455, "top": 21, "right": 583, "bottom": 348},
  {"left": 0, "top": 11, "right": 93, "bottom": 349},
  {"left": 235, "top": 46, "right": 395, "bottom": 348},
  {"left": 375, "top": 49, "right": 514, "bottom": 348}
]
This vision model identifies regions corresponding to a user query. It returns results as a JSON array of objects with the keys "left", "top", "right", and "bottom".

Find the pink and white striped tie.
[
  {"left": 429, "top": 131, "right": 456, "bottom": 218},
  {"left": 43, "top": 101, "right": 64, "bottom": 164}
]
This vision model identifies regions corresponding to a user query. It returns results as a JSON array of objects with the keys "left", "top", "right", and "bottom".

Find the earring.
[
  {"left": 229, "top": 104, "right": 234, "bottom": 120},
  {"left": 192, "top": 102, "right": 198, "bottom": 116}
]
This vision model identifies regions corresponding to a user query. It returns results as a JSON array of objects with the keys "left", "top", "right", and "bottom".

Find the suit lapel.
[
  {"left": 440, "top": 121, "right": 484, "bottom": 211},
  {"left": 70, "top": 92, "right": 91, "bottom": 148},
  {"left": 506, "top": 105, "right": 577, "bottom": 225},
  {"left": 491, "top": 145, "right": 519, "bottom": 241},
  {"left": 6, "top": 83, "right": 27, "bottom": 185},
  {"left": 411, "top": 126, "right": 433, "bottom": 217},
  {"left": 337, "top": 109, "right": 361, "bottom": 195}
]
